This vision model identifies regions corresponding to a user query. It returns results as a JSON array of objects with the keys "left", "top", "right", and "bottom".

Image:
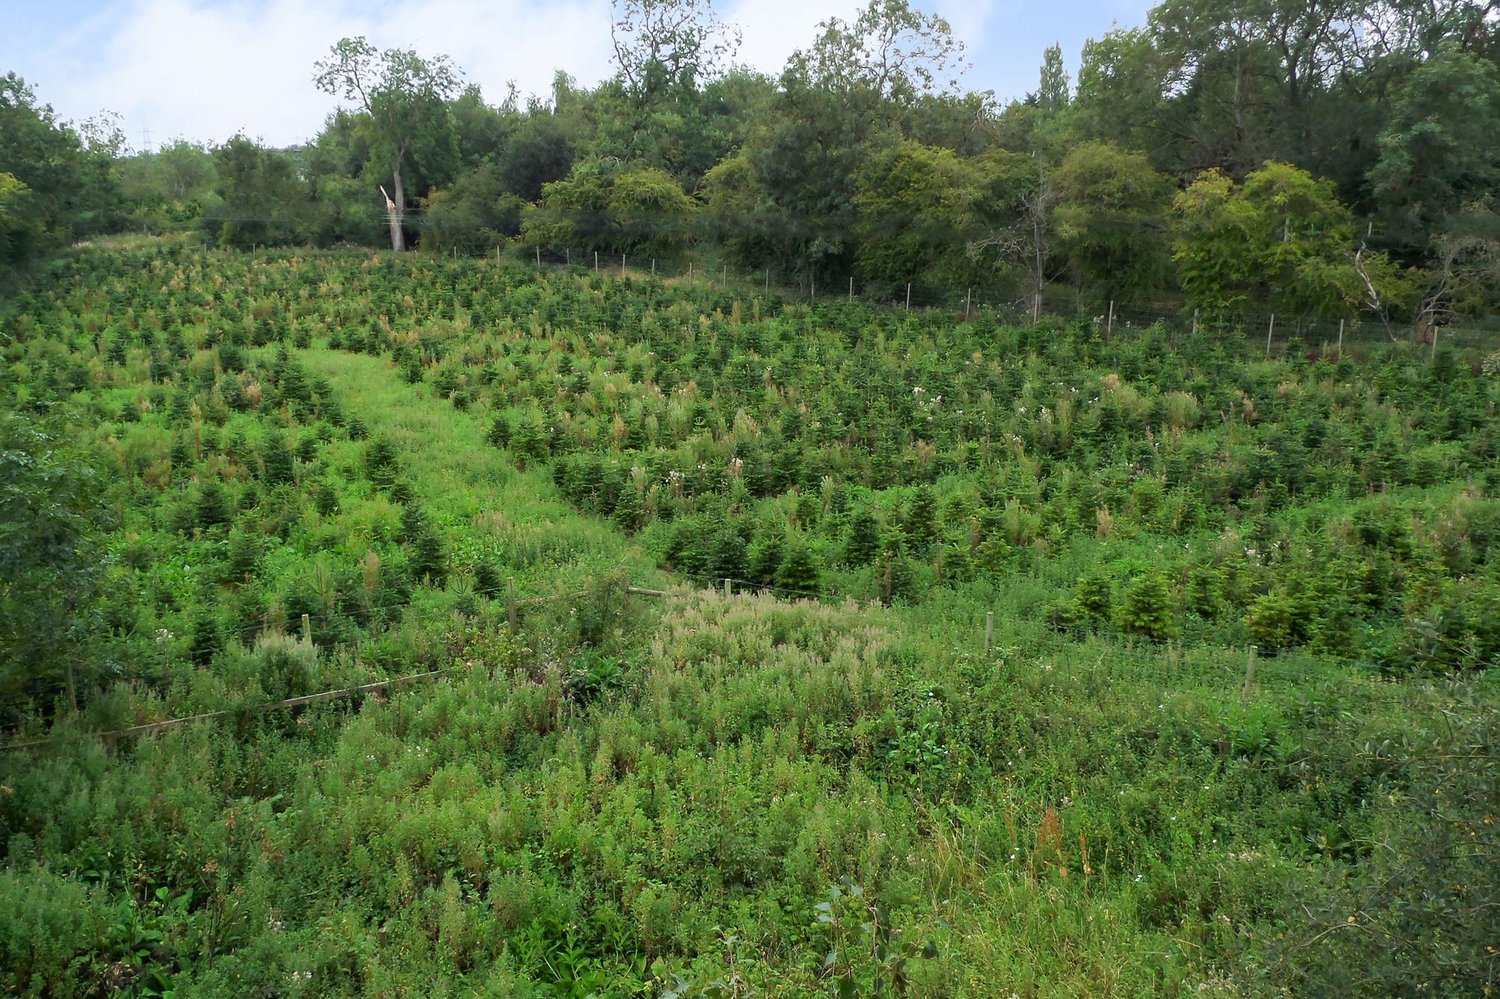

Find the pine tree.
[
  {"left": 261, "top": 430, "right": 294, "bottom": 485},
  {"left": 844, "top": 508, "right": 881, "bottom": 566},
  {"left": 775, "top": 540, "right": 822, "bottom": 596},
  {"left": 365, "top": 436, "right": 400, "bottom": 490},
  {"left": 225, "top": 527, "right": 261, "bottom": 582},
  {"left": 614, "top": 485, "right": 645, "bottom": 533},
  {"left": 904, "top": 486, "right": 937, "bottom": 552},
  {"left": 188, "top": 606, "right": 222, "bottom": 665},
  {"left": 748, "top": 531, "right": 785, "bottom": 586},
  {"left": 195, "top": 481, "right": 231, "bottom": 530},
  {"left": 402, "top": 505, "right": 448, "bottom": 585},
  {"left": 1117, "top": 572, "right": 1178, "bottom": 641}
]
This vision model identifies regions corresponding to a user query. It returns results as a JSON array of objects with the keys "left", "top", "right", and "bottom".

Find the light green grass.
[{"left": 300, "top": 346, "right": 660, "bottom": 597}]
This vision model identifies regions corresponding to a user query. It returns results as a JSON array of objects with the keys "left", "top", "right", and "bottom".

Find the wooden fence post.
[
  {"left": 723, "top": 578, "right": 732, "bottom": 598},
  {"left": 534, "top": 246, "right": 540, "bottom": 266},
  {"left": 1107, "top": 300, "right": 1115, "bottom": 339},
  {"left": 905, "top": 283, "right": 912, "bottom": 311},
  {"left": 506, "top": 577, "right": 517, "bottom": 634},
  {"left": 301, "top": 613, "right": 312, "bottom": 643},
  {"left": 849, "top": 275, "right": 854, "bottom": 302},
  {"left": 1241, "top": 645, "right": 1257, "bottom": 703},
  {"left": 984, "top": 612, "right": 995, "bottom": 654},
  {"left": 965, "top": 287, "right": 972, "bottom": 320},
  {"left": 594, "top": 250, "right": 599, "bottom": 274},
  {"left": 1337, "top": 318, "right": 1345, "bottom": 359},
  {"left": 1266, "top": 314, "right": 1275, "bottom": 356}
]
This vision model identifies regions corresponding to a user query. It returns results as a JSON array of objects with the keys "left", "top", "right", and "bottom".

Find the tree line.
[{"left": 5, "top": 0, "right": 1500, "bottom": 329}]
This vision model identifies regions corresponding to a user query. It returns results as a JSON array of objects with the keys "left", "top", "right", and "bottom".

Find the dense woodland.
[
  {"left": 6, "top": 0, "right": 1500, "bottom": 327},
  {"left": 2, "top": 1, "right": 1499, "bottom": 996}
]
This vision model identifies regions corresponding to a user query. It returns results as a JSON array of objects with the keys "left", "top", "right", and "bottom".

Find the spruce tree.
[
  {"left": 844, "top": 508, "right": 881, "bottom": 566},
  {"left": 775, "top": 541, "right": 823, "bottom": 596}
]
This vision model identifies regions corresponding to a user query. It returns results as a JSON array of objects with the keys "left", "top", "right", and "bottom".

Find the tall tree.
[
  {"left": 117, "top": 140, "right": 217, "bottom": 233},
  {"left": 0, "top": 73, "right": 122, "bottom": 266},
  {"left": 1053, "top": 142, "right": 1173, "bottom": 304},
  {"left": 521, "top": 161, "right": 696, "bottom": 257},
  {"left": 968, "top": 150, "right": 1056, "bottom": 306},
  {"left": 314, "top": 37, "right": 461, "bottom": 251},
  {"left": 1171, "top": 161, "right": 1410, "bottom": 319},
  {"left": 790, "top": 0, "right": 967, "bottom": 104},
  {"left": 1370, "top": 47, "right": 1500, "bottom": 258},
  {"left": 1036, "top": 42, "right": 1071, "bottom": 112},
  {"left": 0, "top": 172, "right": 40, "bottom": 269},
  {"left": 0, "top": 414, "right": 111, "bottom": 718},
  {"left": 600, "top": 0, "right": 748, "bottom": 184},
  {"left": 852, "top": 140, "right": 987, "bottom": 289},
  {"left": 1073, "top": 29, "right": 1172, "bottom": 156},
  {"left": 203, "top": 135, "right": 309, "bottom": 248},
  {"left": 421, "top": 165, "right": 523, "bottom": 254},
  {"left": 610, "top": 0, "right": 741, "bottom": 99}
]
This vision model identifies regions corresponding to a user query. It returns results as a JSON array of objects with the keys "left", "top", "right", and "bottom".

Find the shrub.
[
  {"left": 775, "top": 540, "right": 823, "bottom": 595},
  {"left": 1117, "top": 571, "right": 1178, "bottom": 640}
]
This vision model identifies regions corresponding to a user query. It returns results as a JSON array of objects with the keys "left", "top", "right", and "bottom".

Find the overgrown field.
[{"left": 2, "top": 242, "right": 1497, "bottom": 997}]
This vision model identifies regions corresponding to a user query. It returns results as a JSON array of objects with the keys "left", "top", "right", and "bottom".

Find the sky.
[{"left": 2, "top": 0, "right": 1152, "bottom": 150}]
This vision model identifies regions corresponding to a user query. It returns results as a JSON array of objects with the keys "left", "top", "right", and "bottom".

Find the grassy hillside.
[{"left": 1, "top": 242, "right": 1496, "bottom": 997}]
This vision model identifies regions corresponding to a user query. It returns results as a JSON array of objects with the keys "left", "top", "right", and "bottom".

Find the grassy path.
[{"left": 300, "top": 347, "right": 658, "bottom": 594}]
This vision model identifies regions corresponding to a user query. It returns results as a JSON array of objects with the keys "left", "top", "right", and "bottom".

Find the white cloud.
[
  {"left": 727, "top": 0, "right": 858, "bottom": 74},
  {"left": 11, "top": 0, "right": 1031, "bottom": 147},
  {"left": 31, "top": 0, "right": 614, "bottom": 148}
]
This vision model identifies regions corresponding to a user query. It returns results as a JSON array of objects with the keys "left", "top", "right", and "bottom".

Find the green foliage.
[
  {"left": 852, "top": 141, "right": 988, "bottom": 288},
  {"left": 203, "top": 135, "right": 309, "bottom": 248},
  {"left": 1255, "top": 685, "right": 1500, "bottom": 996},
  {"left": 2, "top": 240, "right": 1498, "bottom": 998},
  {"left": 0, "top": 73, "right": 122, "bottom": 271},
  {"left": 400, "top": 504, "right": 448, "bottom": 586},
  {"left": 313, "top": 36, "right": 462, "bottom": 252},
  {"left": 1053, "top": 142, "right": 1172, "bottom": 303},
  {"left": 521, "top": 161, "right": 697, "bottom": 256},
  {"left": 0, "top": 414, "right": 110, "bottom": 715},
  {"left": 421, "top": 164, "right": 522, "bottom": 253},
  {"left": 774, "top": 537, "right": 823, "bottom": 595},
  {"left": 1116, "top": 570, "right": 1178, "bottom": 641},
  {"left": 1372, "top": 48, "right": 1500, "bottom": 256},
  {"left": 1171, "top": 163, "right": 1409, "bottom": 319}
]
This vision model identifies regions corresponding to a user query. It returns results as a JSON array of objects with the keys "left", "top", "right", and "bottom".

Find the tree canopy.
[{"left": 7, "top": 0, "right": 1500, "bottom": 326}]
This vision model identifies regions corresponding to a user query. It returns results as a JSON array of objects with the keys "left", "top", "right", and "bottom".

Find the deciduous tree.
[{"left": 314, "top": 37, "right": 462, "bottom": 251}]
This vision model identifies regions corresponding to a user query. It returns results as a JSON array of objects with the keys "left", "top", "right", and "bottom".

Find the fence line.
[
  {"left": 13, "top": 240, "right": 1488, "bottom": 751},
  {"left": 153, "top": 236, "right": 1500, "bottom": 356},
  {"left": 2, "top": 562, "right": 1453, "bottom": 755},
  {"left": 2, "top": 667, "right": 458, "bottom": 752}
]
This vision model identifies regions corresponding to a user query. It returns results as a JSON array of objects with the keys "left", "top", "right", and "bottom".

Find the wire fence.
[
  {"left": 519, "top": 244, "right": 1500, "bottom": 357},
  {"left": 159, "top": 211, "right": 1500, "bottom": 358},
  {"left": 9, "top": 556, "right": 1442, "bottom": 755},
  {"left": 13, "top": 233, "right": 1492, "bottom": 750}
]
